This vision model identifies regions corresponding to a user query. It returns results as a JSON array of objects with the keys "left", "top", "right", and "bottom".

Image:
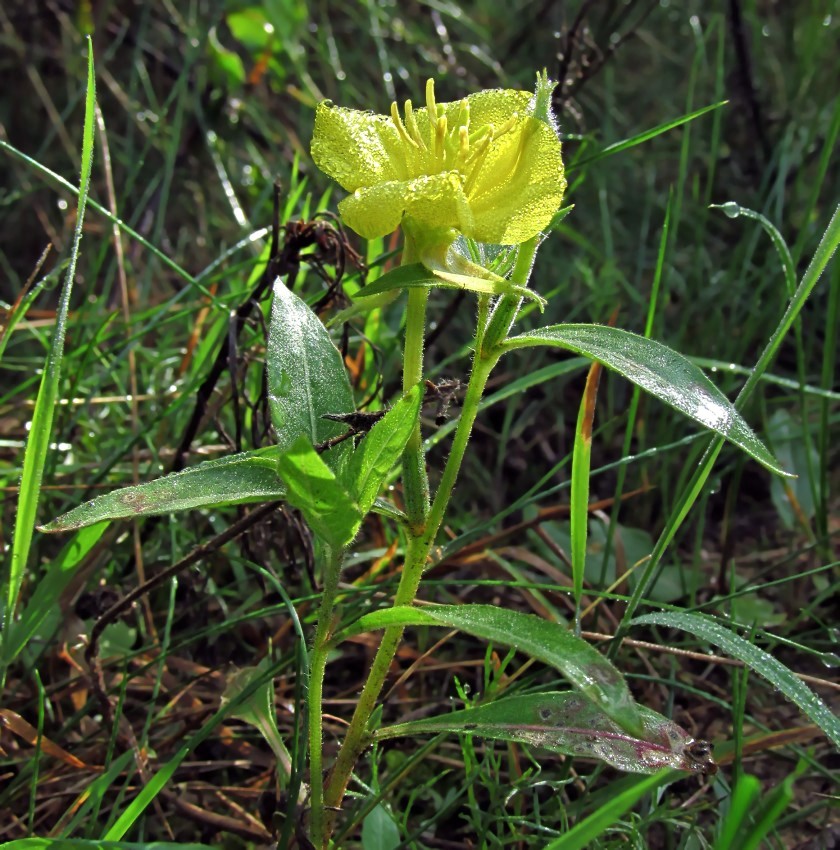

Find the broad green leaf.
[
  {"left": 267, "top": 278, "right": 354, "bottom": 466},
  {"left": 361, "top": 803, "right": 401, "bottom": 850},
  {"left": 3, "top": 522, "right": 107, "bottom": 664},
  {"left": 342, "top": 383, "right": 422, "bottom": 514},
  {"left": 276, "top": 436, "right": 361, "bottom": 548},
  {"left": 39, "top": 447, "right": 286, "bottom": 532},
  {"left": 334, "top": 604, "right": 643, "bottom": 736},
  {"left": 376, "top": 691, "right": 715, "bottom": 775},
  {"left": 544, "top": 770, "right": 675, "bottom": 850},
  {"left": 5, "top": 40, "right": 96, "bottom": 627},
  {"left": 632, "top": 611, "right": 840, "bottom": 750},
  {"left": 767, "top": 409, "right": 819, "bottom": 529},
  {"left": 356, "top": 262, "right": 543, "bottom": 305},
  {"left": 502, "top": 324, "right": 786, "bottom": 476}
]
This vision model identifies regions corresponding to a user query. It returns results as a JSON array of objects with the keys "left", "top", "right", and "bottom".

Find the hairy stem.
[
  {"left": 308, "top": 545, "right": 344, "bottom": 847},
  {"left": 322, "top": 341, "right": 500, "bottom": 829},
  {"left": 401, "top": 286, "right": 431, "bottom": 533}
]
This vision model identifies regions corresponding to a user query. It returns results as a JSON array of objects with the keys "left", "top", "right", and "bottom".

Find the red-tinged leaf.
[{"left": 375, "top": 691, "right": 717, "bottom": 775}]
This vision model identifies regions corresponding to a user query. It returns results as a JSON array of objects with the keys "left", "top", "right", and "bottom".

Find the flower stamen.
[
  {"left": 404, "top": 100, "right": 427, "bottom": 151},
  {"left": 458, "top": 126, "right": 469, "bottom": 159},
  {"left": 391, "top": 101, "right": 418, "bottom": 149},
  {"left": 434, "top": 115, "right": 448, "bottom": 165}
]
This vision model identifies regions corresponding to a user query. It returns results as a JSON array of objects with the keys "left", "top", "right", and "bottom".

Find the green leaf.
[
  {"left": 208, "top": 26, "right": 246, "bottom": 87},
  {"left": 276, "top": 436, "right": 361, "bottom": 548},
  {"left": 356, "top": 262, "right": 544, "bottom": 306},
  {"left": 370, "top": 498, "right": 407, "bottom": 523},
  {"left": 631, "top": 611, "right": 840, "bottom": 750},
  {"left": 376, "top": 691, "right": 714, "bottom": 775},
  {"left": 342, "top": 383, "right": 422, "bottom": 515},
  {"left": 39, "top": 447, "right": 286, "bottom": 532},
  {"left": 361, "top": 803, "right": 401, "bottom": 850},
  {"left": 502, "top": 324, "right": 787, "bottom": 476},
  {"left": 544, "top": 770, "right": 675, "bottom": 850},
  {"left": 221, "top": 663, "right": 293, "bottom": 778},
  {"left": 5, "top": 39, "right": 96, "bottom": 627},
  {"left": 267, "top": 278, "right": 355, "bottom": 466},
  {"left": 334, "top": 604, "right": 643, "bottom": 736},
  {"left": 226, "top": 8, "right": 273, "bottom": 50}
]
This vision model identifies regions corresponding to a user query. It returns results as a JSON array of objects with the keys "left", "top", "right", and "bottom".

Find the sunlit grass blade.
[
  {"left": 3, "top": 38, "right": 96, "bottom": 636},
  {"left": 569, "top": 100, "right": 727, "bottom": 171},
  {"left": 599, "top": 198, "right": 671, "bottom": 590},
  {"left": 713, "top": 774, "right": 760, "bottom": 850}
]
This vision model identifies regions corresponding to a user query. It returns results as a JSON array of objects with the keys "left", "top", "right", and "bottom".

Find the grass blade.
[
  {"left": 616, "top": 202, "right": 840, "bottom": 638},
  {"left": 569, "top": 101, "right": 727, "bottom": 171},
  {"left": 631, "top": 611, "right": 840, "bottom": 750},
  {"left": 544, "top": 770, "right": 675, "bottom": 850},
  {"left": 3, "top": 38, "right": 96, "bottom": 633}
]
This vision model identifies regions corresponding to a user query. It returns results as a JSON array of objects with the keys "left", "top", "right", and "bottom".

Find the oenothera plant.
[{"left": 41, "top": 74, "right": 805, "bottom": 846}]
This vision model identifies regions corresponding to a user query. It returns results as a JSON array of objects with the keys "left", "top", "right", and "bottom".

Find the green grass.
[{"left": 1, "top": 2, "right": 838, "bottom": 848}]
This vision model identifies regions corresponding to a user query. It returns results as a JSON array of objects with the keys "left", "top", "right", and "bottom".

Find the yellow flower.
[{"left": 311, "top": 77, "right": 566, "bottom": 247}]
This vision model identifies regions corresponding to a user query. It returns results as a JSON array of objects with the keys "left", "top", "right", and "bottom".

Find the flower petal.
[
  {"left": 463, "top": 89, "right": 533, "bottom": 128},
  {"left": 338, "top": 172, "right": 474, "bottom": 240},
  {"left": 311, "top": 101, "right": 408, "bottom": 191},
  {"left": 468, "top": 116, "right": 566, "bottom": 244}
]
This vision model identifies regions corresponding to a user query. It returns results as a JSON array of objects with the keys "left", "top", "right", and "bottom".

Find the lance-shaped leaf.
[
  {"left": 632, "top": 611, "right": 840, "bottom": 751},
  {"left": 39, "top": 447, "right": 287, "bottom": 532},
  {"left": 277, "top": 436, "right": 361, "bottom": 549},
  {"left": 375, "top": 691, "right": 716, "bottom": 775},
  {"left": 267, "top": 278, "right": 355, "bottom": 467},
  {"left": 341, "top": 383, "right": 423, "bottom": 515},
  {"left": 502, "top": 324, "right": 787, "bottom": 476},
  {"left": 356, "top": 262, "right": 544, "bottom": 306},
  {"left": 333, "top": 604, "right": 642, "bottom": 736}
]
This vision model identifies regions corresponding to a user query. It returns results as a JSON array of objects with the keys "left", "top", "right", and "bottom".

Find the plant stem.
[
  {"left": 308, "top": 545, "right": 344, "bottom": 847},
  {"left": 322, "top": 339, "right": 501, "bottom": 830},
  {"left": 401, "top": 285, "right": 430, "bottom": 533}
]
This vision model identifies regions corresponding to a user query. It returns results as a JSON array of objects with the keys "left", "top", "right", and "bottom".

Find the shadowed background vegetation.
[{"left": 1, "top": 1, "right": 838, "bottom": 847}]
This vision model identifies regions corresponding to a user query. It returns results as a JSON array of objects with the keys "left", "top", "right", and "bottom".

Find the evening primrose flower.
[{"left": 311, "top": 76, "right": 566, "bottom": 252}]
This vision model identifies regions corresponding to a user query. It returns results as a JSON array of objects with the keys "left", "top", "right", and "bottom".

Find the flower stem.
[
  {"left": 481, "top": 235, "right": 540, "bottom": 354},
  {"left": 308, "top": 545, "right": 344, "bottom": 847},
  {"left": 401, "top": 286, "right": 430, "bottom": 533},
  {"left": 322, "top": 335, "right": 501, "bottom": 832}
]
